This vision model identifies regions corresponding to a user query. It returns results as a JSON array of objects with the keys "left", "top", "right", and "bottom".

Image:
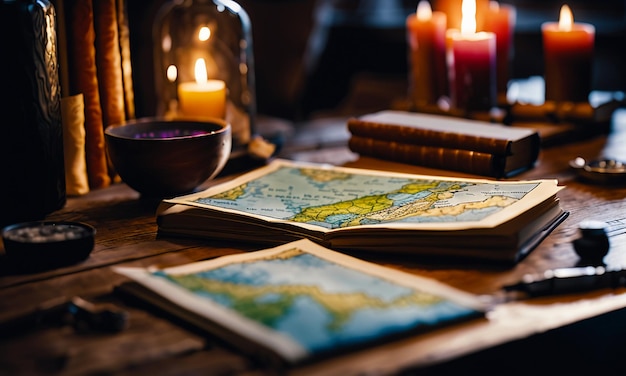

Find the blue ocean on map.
[
  {"left": 194, "top": 166, "right": 538, "bottom": 229},
  {"left": 160, "top": 251, "right": 480, "bottom": 355}
]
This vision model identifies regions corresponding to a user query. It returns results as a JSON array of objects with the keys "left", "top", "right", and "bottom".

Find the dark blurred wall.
[
  {"left": 126, "top": 1, "right": 626, "bottom": 121},
  {"left": 126, "top": 0, "right": 165, "bottom": 118}
]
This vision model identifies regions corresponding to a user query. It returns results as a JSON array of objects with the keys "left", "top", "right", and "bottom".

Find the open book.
[
  {"left": 114, "top": 239, "right": 487, "bottom": 365},
  {"left": 157, "top": 159, "right": 568, "bottom": 264}
]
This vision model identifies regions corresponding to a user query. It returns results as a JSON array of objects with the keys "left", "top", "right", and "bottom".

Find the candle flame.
[
  {"left": 198, "top": 26, "right": 211, "bottom": 41},
  {"left": 461, "top": 0, "right": 476, "bottom": 35},
  {"left": 558, "top": 5, "right": 573, "bottom": 31},
  {"left": 416, "top": 1, "right": 432, "bottom": 21},
  {"left": 194, "top": 58, "right": 208, "bottom": 85},
  {"left": 166, "top": 64, "right": 177, "bottom": 83}
]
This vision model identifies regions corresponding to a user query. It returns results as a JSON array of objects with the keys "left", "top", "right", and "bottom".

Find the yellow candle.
[{"left": 177, "top": 58, "right": 226, "bottom": 119}]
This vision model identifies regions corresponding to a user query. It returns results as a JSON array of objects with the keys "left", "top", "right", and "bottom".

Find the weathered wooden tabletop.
[{"left": 2, "top": 112, "right": 626, "bottom": 375}]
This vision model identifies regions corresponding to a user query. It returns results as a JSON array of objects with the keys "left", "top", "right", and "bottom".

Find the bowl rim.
[
  {"left": 104, "top": 116, "right": 231, "bottom": 141},
  {"left": 2, "top": 221, "right": 96, "bottom": 244}
]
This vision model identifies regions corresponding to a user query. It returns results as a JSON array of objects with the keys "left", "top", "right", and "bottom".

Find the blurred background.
[{"left": 126, "top": 0, "right": 626, "bottom": 122}]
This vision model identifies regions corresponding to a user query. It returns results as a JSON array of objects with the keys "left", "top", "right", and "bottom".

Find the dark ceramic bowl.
[
  {"left": 2, "top": 221, "right": 96, "bottom": 271},
  {"left": 105, "top": 118, "right": 232, "bottom": 197}
]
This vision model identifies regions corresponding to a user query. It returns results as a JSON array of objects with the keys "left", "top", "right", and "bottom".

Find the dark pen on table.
[{"left": 501, "top": 219, "right": 618, "bottom": 300}]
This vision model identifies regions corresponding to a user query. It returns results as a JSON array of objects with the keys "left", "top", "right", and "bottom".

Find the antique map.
[
  {"left": 115, "top": 239, "right": 484, "bottom": 363},
  {"left": 157, "top": 159, "right": 564, "bottom": 262},
  {"left": 190, "top": 163, "right": 541, "bottom": 229}
]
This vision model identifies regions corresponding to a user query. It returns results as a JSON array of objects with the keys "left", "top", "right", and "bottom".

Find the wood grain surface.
[{"left": 2, "top": 113, "right": 626, "bottom": 375}]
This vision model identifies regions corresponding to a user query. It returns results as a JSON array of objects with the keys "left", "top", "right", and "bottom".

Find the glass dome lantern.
[{"left": 153, "top": 0, "right": 256, "bottom": 149}]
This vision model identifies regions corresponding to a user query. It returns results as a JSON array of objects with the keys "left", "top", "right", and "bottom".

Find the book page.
[
  {"left": 114, "top": 239, "right": 486, "bottom": 363},
  {"left": 161, "top": 159, "right": 563, "bottom": 233},
  {"left": 359, "top": 110, "right": 536, "bottom": 140}
]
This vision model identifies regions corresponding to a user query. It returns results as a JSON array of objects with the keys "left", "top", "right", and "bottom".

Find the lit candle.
[
  {"left": 450, "top": 0, "right": 496, "bottom": 111},
  {"left": 433, "top": 0, "right": 489, "bottom": 31},
  {"left": 542, "top": 5, "right": 595, "bottom": 103},
  {"left": 482, "top": 1, "right": 516, "bottom": 103},
  {"left": 177, "top": 58, "right": 226, "bottom": 119},
  {"left": 406, "top": 1, "right": 447, "bottom": 108}
]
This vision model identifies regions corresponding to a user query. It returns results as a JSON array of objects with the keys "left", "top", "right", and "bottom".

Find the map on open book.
[
  {"left": 157, "top": 159, "right": 567, "bottom": 263},
  {"left": 192, "top": 163, "right": 542, "bottom": 228},
  {"left": 115, "top": 239, "right": 486, "bottom": 364}
]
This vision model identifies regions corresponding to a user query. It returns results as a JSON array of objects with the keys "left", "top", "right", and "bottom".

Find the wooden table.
[{"left": 2, "top": 111, "right": 626, "bottom": 375}]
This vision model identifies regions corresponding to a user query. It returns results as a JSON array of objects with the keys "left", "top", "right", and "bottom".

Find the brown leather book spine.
[
  {"left": 348, "top": 136, "right": 505, "bottom": 177},
  {"left": 65, "top": 0, "right": 111, "bottom": 189},
  {"left": 347, "top": 118, "right": 511, "bottom": 155},
  {"left": 93, "top": 0, "right": 127, "bottom": 182},
  {"left": 93, "top": 0, "right": 126, "bottom": 128},
  {"left": 116, "top": 0, "right": 135, "bottom": 120}
]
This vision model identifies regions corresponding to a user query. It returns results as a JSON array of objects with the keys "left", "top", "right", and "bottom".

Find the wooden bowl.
[
  {"left": 105, "top": 118, "right": 232, "bottom": 197},
  {"left": 2, "top": 221, "right": 96, "bottom": 271}
]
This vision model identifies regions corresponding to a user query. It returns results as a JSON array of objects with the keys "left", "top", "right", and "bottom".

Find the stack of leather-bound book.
[{"left": 347, "top": 110, "right": 541, "bottom": 178}]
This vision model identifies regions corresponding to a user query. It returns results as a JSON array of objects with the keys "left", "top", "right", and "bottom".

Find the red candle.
[
  {"left": 406, "top": 1, "right": 447, "bottom": 108},
  {"left": 542, "top": 4, "right": 595, "bottom": 103},
  {"left": 450, "top": 0, "right": 496, "bottom": 111},
  {"left": 482, "top": 1, "right": 516, "bottom": 103}
]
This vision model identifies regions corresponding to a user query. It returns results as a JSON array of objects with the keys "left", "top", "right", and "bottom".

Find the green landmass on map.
[
  {"left": 164, "top": 248, "right": 443, "bottom": 332},
  {"left": 194, "top": 166, "right": 522, "bottom": 228},
  {"left": 210, "top": 183, "right": 248, "bottom": 201}
]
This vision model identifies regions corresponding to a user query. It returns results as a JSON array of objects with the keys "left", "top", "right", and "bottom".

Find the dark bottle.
[{"left": 0, "top": 0, "right": 66, "bottom": 227}]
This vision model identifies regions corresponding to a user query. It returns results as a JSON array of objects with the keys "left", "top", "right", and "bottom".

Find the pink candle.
[
  {"left": 450, "top": 0, "right": 496, "bottom": 111},
  {"left": 482, "top": 1, "right": 516, "bottom": 102},
  {"left": 406, "top": 1, "right": 448, "bottom": 107},
  {"left": 542, "top": 4, "right": 595, "bottom": 103}
]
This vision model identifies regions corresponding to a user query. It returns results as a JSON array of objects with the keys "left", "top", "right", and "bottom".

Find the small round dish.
[
  {"left": 569, "top": 157, "right": 626, "bottom": 185},
  {"left": 1, "top": 221, "right": 96, "bottom": 271}
]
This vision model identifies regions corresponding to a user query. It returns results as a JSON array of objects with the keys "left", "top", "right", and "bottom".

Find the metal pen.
[{"left": 503, "top": 265, "right": 626, "bottom": 297}]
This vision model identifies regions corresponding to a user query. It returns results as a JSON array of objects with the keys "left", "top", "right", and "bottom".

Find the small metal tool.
[
  {"left": 569, "top": 157, "right": 626, "bottom": 184},
  {"left": 68, "top": 296, "right": 129, "bottom": 333},
  {"left": 0, "top": 296, "right": 129, "bottom": 335}
]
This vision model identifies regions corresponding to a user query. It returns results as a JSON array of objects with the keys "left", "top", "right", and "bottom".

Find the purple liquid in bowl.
[{"left": 132, "top": 129, "right": 214, "bottom": 139}]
